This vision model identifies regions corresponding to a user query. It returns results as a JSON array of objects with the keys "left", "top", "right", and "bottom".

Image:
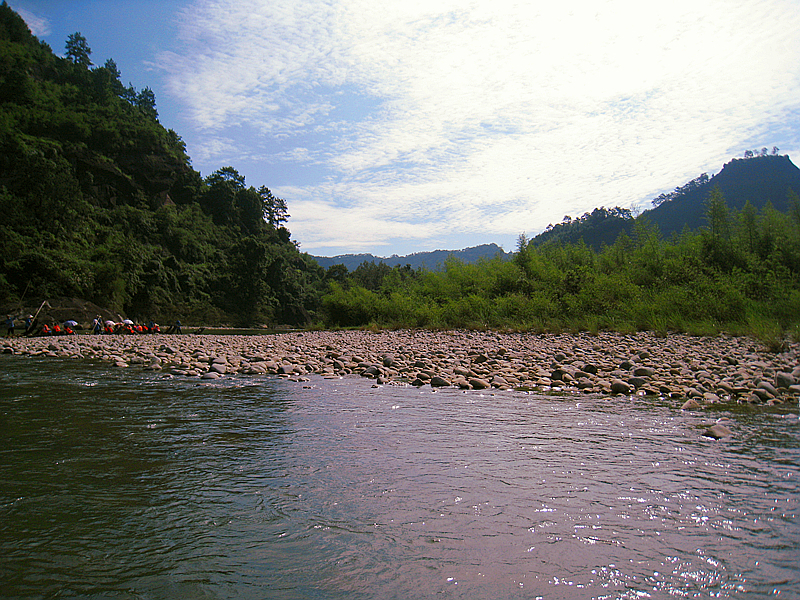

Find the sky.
[{"left": 8, "top": 0, "right": 800, "bottom": 257}]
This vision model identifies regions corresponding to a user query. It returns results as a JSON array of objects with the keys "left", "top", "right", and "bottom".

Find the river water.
[{"left": 1, "top": 355, "right": 798, "bottom": 600}]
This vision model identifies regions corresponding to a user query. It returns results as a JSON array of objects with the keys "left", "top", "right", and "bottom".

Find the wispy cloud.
[
  {"left": 158, "top": 0, "right": 800, "bottom": 254},
  {"left": 15, "top": 6, "right": 49, "bottom": 36}
]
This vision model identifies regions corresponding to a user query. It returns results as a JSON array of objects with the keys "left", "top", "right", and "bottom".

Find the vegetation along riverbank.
[
  {"left": 3, "top": 4, "right": 800, "bottom": 341},
  {"left": 3, "top": 330, "right": 800, "bottom": 413}
]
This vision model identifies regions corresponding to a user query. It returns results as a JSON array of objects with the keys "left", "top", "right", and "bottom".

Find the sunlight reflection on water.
[{"left": 0, "top": 356, "right": 798, "bottom": 599}]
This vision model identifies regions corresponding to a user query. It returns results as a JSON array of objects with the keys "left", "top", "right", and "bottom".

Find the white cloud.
[
  {"left": 159, "top": 0, "right": 800, "bottom": 254},
  {"left": 14, "top": 7, "right": 49, "bottom": 36}
]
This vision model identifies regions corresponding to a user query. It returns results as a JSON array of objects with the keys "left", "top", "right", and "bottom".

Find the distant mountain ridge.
[
  {"left": 532, "top": 154, "right": 800, "bottom": 250},
  {"left": 312, "top": 155, "right": 800, "bottom": 266},
  {"left": 311, "top": 243, "right": 510, "bottom": 271}
]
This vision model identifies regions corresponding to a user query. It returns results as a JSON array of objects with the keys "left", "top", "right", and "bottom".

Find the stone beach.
[{"left": 3, "top": 329, "right": 800, "bottom": 408}]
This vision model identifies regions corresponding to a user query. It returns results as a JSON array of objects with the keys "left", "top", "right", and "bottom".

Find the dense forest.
[
  {"left": 0, "top": 3, "right": 324, "bottom": 326},
  {"left": 1, "top": 2, "right": 799, "bottom": 341}
]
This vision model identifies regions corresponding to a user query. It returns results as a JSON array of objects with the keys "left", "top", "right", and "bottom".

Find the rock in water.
[
  {"left": 681, "top": 398, "right": 701, "bottom": 410},
  {"left": 703, "top": 422, "right": 733, "bottom": 439}
]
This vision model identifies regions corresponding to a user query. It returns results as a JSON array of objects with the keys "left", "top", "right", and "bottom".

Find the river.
[{"left": 1, "top": 355, "right": 798, "bottom": 599}]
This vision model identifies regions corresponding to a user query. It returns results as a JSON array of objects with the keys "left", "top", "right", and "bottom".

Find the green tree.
[
  {"left": 704, "top": 186, "right": 731, "bottom": 242},
  {"left": 202, "top": 166, "right": 246, "bottom": 225},
  {"left": 258, "top": 185, "right": 289, "bottom": 228},
  {"left": 738, "top": 199, "right": 758, "bottom": 254},
  {"left": 135, "top": 87, "right": 158, "bottom": 120},
  {"left": 65, "top": 32, "right": 91, "bottom": 66},
  {"left": 788, "top": 189, "right": 800, "bottom": 229}
]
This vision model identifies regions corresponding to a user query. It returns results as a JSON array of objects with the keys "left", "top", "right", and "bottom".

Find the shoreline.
[{"left": 3, "top": 329, "right": 800, "bottom": 408}]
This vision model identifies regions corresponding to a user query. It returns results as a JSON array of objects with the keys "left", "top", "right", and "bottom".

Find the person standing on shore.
[{"left": 5, "top": 315, "right": 15, "bottom": 337}]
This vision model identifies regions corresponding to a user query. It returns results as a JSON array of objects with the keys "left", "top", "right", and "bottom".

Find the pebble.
[{"left": 2, "top": 330, "right": 798, "bottom": 411}]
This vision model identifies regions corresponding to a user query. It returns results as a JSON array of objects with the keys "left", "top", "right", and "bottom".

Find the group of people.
[
  {"left": 5, "top": 314, "right": 35, "bottom": 337},
  {"left": 4, "top": 313, "right": 183, "bottom": 337},
  {"left": 89, "top": 318, "right": 183, "bottom": 334},
  {"left": 5, "top": 313, "right": 82, "bottom": 337},
  {"left": 39, "top": 322, "right": 76, "bottom": 336},
  {"left": 91, "top": 317, "right": 164, "bottom": 335}
]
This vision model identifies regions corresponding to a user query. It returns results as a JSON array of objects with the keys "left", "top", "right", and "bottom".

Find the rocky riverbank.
[{"left": 3, "top": 329, "right": 800, "bottom": 408}]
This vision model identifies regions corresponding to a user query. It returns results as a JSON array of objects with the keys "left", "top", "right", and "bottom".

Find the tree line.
[{"left": 319, "top": 190, "right": 800, "bottom": 345}]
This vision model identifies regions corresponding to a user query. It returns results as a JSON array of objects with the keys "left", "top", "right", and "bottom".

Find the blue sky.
[{"left": 9, "top": 0, "right": 800, "bottom": 257}]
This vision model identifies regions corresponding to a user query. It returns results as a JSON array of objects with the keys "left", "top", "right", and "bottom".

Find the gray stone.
[
  {"left": 627, "top": 377, "right": 647, "bottom": 388},
  {"left": 611, "top": 379, "right": 632, "bottom": 394},
  {"left": 633, "top": 366, "right": 655, "bottom": 377},
  {"left": 775, "top": 372, "right": 795, "bottom": 388},
  {"left": 469, "top": 378, "right": 491, "bottom": 390},
  {"left": 681, "top": 398, "right": 701, "bottom": 410},
  {"left": 491, "top": 375, "right": 510, "bottom": 388},
  {"left": 430, "top": 376, "right": 451, "bottom": 387},
  {"left": 757, "top": 381, "right": 779, "bottom": 397},
  {"left": 703, "top": 423, "right": 732, "bottom": 439},
  {"left": 752, "top": 388, "right": 773, "bottom": 401},
  {"left": 361, "top": 365, "right": 380, "bottom": 378},
  {"left": 742, "top": 393, "right": 762, "bottom": 404}
]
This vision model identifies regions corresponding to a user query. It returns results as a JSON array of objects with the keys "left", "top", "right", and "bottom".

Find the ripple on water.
[{"left": 0, "top": 356, "right": 798, "bottom": 599}]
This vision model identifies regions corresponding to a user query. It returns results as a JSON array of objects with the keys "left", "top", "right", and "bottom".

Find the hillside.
[
  {"left": 533, "top": 154, "right": 800, "bottom": 250},
  {"left": 311, "top": 243, "right": 511, "bottom": 271},
  {"left": 0, "top": 3, "right": 323, "bottom": 326}
]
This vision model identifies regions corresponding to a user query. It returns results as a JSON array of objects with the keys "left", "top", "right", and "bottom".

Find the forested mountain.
[
  {"left": 533, "top": 153, "right": 800, "bottom": 250},
  {"left": 311, "top": 243, "right": 510, "bottom": 271},
  {"left": 0, "top": 3, "right": 323, "bottom": 326}
]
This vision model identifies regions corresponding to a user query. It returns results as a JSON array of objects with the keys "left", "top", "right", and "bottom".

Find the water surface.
[{"left": 1, "top": 356, "right": 798, "bottom": 599}]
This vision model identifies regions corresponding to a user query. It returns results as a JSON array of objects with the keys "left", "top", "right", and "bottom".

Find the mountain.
[
  {"left": 532, "top": 154, "right": 800, "bottom": 250},
  {"left": 647, "top": 154, "right": 800, "bottom": 236},
  {"left": 311, "top": 243, "right": 511, "bottom": 271},
  {"left": 0, "top": 3, "right": 323, "bottom": 326}
]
